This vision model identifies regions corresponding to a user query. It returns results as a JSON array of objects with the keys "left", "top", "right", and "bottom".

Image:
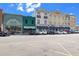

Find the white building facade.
[{"left": 35, "top": 9, "right": 49, "bottom": 32}]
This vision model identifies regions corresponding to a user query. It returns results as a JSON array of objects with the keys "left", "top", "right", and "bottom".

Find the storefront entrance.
[{"left": 6, "top": 26, "right": 21, "bottom": 33}]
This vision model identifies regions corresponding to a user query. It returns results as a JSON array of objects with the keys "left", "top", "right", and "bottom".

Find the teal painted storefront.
[
  {"left": 3, "top": 13, "right": 23, "bottom": 33},
  {"left": 3, "top": 13, "right": 36, "bottom": 34},
  {"left": 23, "top": 16, "right": 36, "bottom": 33}
]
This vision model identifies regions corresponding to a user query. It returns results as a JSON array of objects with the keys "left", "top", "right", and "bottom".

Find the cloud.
[
  {"left": 31, "top": 3, "right": 41, "bottom": 8},
  {"left": 17, "top": 3, "right": 24, "bottom": 12},
  {"left": 26, "top": 8, "right": 35, "bottom": 13},
  {"left": 16, "top": 3, "right": 41, "bottom": 13},
  {"left": 69, "top": 13, "right": 74, "bottom": 15},
  {"left": 25, "top": 3, "right": 41, "bottom": 13}
]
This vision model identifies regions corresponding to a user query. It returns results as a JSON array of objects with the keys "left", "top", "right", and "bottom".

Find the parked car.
[
  {"left": 35, "top": 30, "right": 47, "bottom": 35},
  {"left": 63, "top": 31, "right": 67, "bottom": 34},
  {"left": 73, "top": 30, "right": 79, "bottom": 33},
  {"left": 41, "top": 31, "right": 47, "bottom": 35},
  {"left": 29, "top": 31, "right": 36, "bottom": 35},
  {"left": 47, "top": 30, "right": 56, "bottom": 34},
  {"left": 0, "top": 31, "right": 10, "bottom": 37},
  {"left": 64, "top": 30, "right": 70, "bottom": 34},
  {"left": 69, "top": 30, "right": 75, "bottom": 34},
  {"left": 54, "top": 31, "right": 67, "bottom": 34}
]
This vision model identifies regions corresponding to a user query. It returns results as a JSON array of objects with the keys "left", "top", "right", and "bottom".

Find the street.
[{"left": 0, "top": 34, "right": 79, "bottom": 56}]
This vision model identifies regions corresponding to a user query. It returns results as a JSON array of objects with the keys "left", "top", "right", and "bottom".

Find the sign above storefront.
[{"left": 24, "top": 26, "right": 35, "bottom": 29}]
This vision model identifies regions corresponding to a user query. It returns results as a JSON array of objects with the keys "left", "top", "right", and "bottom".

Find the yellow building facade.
[{"left": 48, "top": 10, "right": 64, "bottom": 27}]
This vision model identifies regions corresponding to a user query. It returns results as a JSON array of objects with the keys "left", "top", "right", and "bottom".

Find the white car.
[
  {"left": 56, "top": 31, "right": 67, "bottom": 34},
  {"left": 39, "top": 31, "right": 43, "bottom": 34},
  {"left": 42, "top": 31, "right": 47, "bottom": 35},
  {"left": 37, "top": 31, "right": 47, "bottom": 35}
]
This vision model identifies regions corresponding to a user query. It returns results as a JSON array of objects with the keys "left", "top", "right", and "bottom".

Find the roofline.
[
  {"left": 23, "top": 15, "right": 35, "bottom": 18},
  {"left": 3, "top": 13, "right": 22, "bottom": 16}
]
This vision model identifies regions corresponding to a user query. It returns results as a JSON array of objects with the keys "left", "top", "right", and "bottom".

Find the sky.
[{"left": 0, "top": 3, "right": 79, "bottom": 25}]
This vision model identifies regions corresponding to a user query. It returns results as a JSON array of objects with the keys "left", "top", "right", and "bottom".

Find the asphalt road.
[{"left": 0, "top": 34, "right": 79, "bottom": 56}]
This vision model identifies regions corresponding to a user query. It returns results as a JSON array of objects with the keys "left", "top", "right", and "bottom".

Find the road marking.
[
  {"left": 57, "top": 43, "right": 72, "bottom": 56},
  {"left": 54, "top": 50, "right": 69, "bottom": 56}
]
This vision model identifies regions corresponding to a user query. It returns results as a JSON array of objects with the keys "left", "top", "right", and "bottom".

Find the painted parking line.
[
  {"left": 57, "top": 43, "right": 72, "bottom": 56},
  {"left": 53, "top": 50, "right": 69, "bottom": 56}
]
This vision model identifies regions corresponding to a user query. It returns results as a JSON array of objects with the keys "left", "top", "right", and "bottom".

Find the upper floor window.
[
  {"left": 37, "top": 15, "right": 41, "bottom": 18},
  {"left": 37, "top": 19, "right": 40, "bottom": 24},
  {"left": 32, "top": 20, "right": 34, "bottom": 24},
  {"left": 44, "top": 16, "right": 48, "bottom": 19},
  {"left": 25, "top": 20, "right": 28, "bottom": 24},
  {"left": 44, "top": 20, "right": 47, "bottom": 24}
]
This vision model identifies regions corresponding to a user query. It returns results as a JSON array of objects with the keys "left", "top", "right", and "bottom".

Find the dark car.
[
  {"left": 0, "top": 31, "right": 10, "bottom": 37},
  {"left": 29, "top": 31, "right": 36, "bottom": 35},
  {"left": 47, "top": 30, "right": 56, "bottom": 34},
  {"left": 0, "top": 32, "right": 6, "bottom": 36}
]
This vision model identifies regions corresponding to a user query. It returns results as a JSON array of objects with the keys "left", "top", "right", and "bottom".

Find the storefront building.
[
  {"left": 3, "top": 13, "right": 23, "bottom": 34},
  {"left": 23, "top": 16, "right": 36, "bottom": 34},
  {"left": 35, "top": 9, "right": 49, "bottom": 32}
]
